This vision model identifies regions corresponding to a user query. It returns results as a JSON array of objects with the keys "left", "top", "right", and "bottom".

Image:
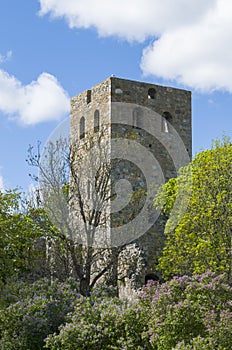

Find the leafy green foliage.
[
  {"left": 1, "top": 273, "right": 231, "bottom": 350},
  {"left": 0, "top": 190, "right": 45, "bottom": 283},
  {"left": 173, "top": 336, "right": 215, "bottom": 349},
  {"left": 0, "top": 278, "right": 79, "bottom": 350},
  {"left": 45, "top": 289, "right": 151, "bottom": 350},
  {"left": 140, "top": 272, "right": 232, "bottom": 350},
  {"left": 155, "top": 138, "right": 232, "bottom": 280}
]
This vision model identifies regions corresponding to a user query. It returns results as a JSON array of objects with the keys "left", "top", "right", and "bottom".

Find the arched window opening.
[
  {"left": 94, "top": 110, "right": 100, "bottom": 132},
  {"left": 80, "top": 116, "right": 85, "bottom": 139},
  {"left": 162, "top": 111, "right": 172, "bottom": 133},
  {"left": 132, "top": 107, "right": 143, "bottom": 129},
  {"left": 148, "top": 88, "right": 156, "bottom": 99},
  {"left": 87, "top": 90, "right": 91, "bottom": 104}
]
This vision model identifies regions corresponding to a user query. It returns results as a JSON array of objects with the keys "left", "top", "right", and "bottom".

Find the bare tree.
[{"left": 27, "top": 128, "right": 122, "bottom": 295}]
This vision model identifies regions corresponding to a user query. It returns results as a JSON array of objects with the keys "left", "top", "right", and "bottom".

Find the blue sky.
[{"left": 0, "top": 0, "right": 231, "bottom": 191}]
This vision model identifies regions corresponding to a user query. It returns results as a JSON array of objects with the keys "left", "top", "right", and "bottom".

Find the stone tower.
[{"left": 70, "top": 77, "right": 192, "bottom": 293}]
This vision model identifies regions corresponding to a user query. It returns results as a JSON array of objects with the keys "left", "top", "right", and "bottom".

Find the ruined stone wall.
[
  {"left": 110, "top": 77, "right": 191, "bottom": 288},
  {"left": 70, "top": 81, "right": 111, "bottom": 249},
  {"left": 70, "top": 77, "right": 192, "bottom": 292},
  {"left": 111, "top": 77, "right": 192, "bottom": 158},
  {"left": 70, "top": 78, "right": 111, "bottom": 144}
]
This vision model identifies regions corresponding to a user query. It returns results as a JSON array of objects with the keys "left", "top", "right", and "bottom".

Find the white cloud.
[
  {"left": 141, "top": 0, "right": 232, "bottom": 92},
  {"left": 39, "top": 0, "right": 215, "bottom": 41},
  {"left": 0, "top": 51, "right": 13, "bottom": 64},
  {"left": 0, "top": 69, "right": 70, "bottom": 124},
  {"left": 39, "top": 0, "right": 232, "bottom": 93}
]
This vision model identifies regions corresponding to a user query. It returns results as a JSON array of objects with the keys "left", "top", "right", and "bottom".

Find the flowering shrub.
[
  {"left": 173, "top": 336, "right": 214, "bottom": 349},
  {"left": 1, "top": 273, "right": 231, "bottom": 350},
  {"left": 45, "top": 293, "right": 151, "bottom": 350},
  {"left": 0, "top": 278, "right": 79, "bottom": 350},
  {"left": 140, "top": 272, "right": 232, "bottom": 350}
]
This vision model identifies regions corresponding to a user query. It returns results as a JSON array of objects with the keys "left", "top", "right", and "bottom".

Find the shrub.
[
  {"left": 0, "top": 278, "right": 79, "bottom": 350},
  {"left": 140, "top": 272, "right": 232, "bottom": 350},
  {"left": 1, "top": 273, "right": 231, "bottom": 350},
  {"left": 45, "top": 293, "right": 151, "bottom": 350},
  {"left": 173, "top": 336, "right": 215, "bottom": 349}
]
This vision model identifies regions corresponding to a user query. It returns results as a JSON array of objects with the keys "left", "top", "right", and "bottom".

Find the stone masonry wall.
[{"left": 70, "top": 77, "right": 192, "bottom": 293}]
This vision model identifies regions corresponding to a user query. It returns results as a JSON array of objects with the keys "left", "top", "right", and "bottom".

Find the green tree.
[
  {"left": 0, "top": 189, "right": 45, "bottom": 283},
  {"left": 155, "top": 138, "right": 232, "bottom": 281}
]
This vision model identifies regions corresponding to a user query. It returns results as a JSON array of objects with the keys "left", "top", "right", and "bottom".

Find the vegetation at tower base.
[
  {"left": 2, "top": 136, "right": 232, "bottom": 349},
  {"left": 1, "top": 272, "right": 231, "bottom": 349},
  {"left": 155, "top": 137, "right": 232, "bottom": 281},
  {"left": 0, "top": 278, "right": 80, "bottom": 350},
  {"left": 140, "top": 272, "right": 232, "bottom": 350},
  {"left": 1, "top": 181, "right": 232, "bottom": 349}
]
